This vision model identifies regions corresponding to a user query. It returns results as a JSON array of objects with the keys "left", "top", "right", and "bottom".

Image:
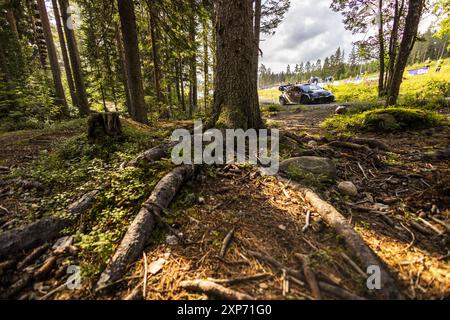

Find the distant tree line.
[{"left": 258, "top": 46, "right": 380, "bottom": 88}]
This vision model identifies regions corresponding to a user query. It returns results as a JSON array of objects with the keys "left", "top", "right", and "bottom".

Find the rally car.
[{"left": 278, "top": 84, "right": 335, "bottom": 105}]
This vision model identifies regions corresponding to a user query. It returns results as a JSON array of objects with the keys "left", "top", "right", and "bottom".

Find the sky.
[{"left": 259, "top": 0, "right": 437, "bottom": 73}]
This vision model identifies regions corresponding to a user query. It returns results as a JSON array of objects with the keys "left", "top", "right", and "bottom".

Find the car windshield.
[{"left": 302, "top": 85, "right": 322, "bottom": 91}]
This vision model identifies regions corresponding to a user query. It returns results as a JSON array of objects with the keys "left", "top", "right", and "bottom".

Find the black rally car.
[{"left": 279, "top": 84, "right": 335, "bottom": 105}]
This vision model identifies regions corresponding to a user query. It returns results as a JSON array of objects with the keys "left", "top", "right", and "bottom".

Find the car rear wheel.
[
  {"left": 300, "top": 95, "right": 310, "bottom": 105},
  {"left": 279, "top": 97, "right": 287, "bottom": 106}
]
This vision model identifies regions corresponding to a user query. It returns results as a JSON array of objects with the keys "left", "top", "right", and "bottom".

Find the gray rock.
[
  {"left": 337, "top": 181, "right": 358, "bottom": 197},
  {"left": 280, "top": 156, "right": 337, "bottom": 182}
]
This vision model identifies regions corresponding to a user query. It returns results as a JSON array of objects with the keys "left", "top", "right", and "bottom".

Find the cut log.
[
  {"left": 125, "top": 141, "right": 178, "bottom": 167},
  {"left": 180, "top": 279, "right": 255, "bottom": 300},
  {"left": 278, "top": 176, "right": 404, "bottom": 300},
  {"left": 0, "top": 190, "right": 99, "bottom": 258},
  {"left": 96, "top": 165, "right": 195, "bottom": 291}
]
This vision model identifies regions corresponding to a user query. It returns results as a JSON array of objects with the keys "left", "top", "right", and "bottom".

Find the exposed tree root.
[
  {"left": 278, "top": 176, "right": 404, "bottom": 300},
  {"left": 0, "top": 190, "right": 99, "bottom": 257},
  {"left": 180, "top": 279, "right": 255, "bottom": 300},
  {"left": 96, "top": 165, "right": 195, "bottom": 291},
  {"left": 342, "top": 137, "right": 390, "bottom": 151}
]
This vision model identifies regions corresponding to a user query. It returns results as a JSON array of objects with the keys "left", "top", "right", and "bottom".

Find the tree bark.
[
  {"left": 36, "top": 0, "right": 69, "bottom": 116},
  {"left": 377, "top": 0, "right": 385, "bottom": 97},
  {"left": 253, "top": 0, "right": 262, "bottom": 89},
  {"left": 51, "top": 0, "right": 78, "bottom": 109},
  {"left": 58, "top": 0, "right": 90, "bottom": 116},
  {"left": 114, "top": 23, "right": 133, "bottom": 116},
  {"left": 117, "top": 0, "right": 148, "bottom": 124},
  {"left": 6, "top": 7, "right": 19, "bottom": 38},
  {"left": 96, "top": 165, "right": 194, "bottom": 291},
  {"left": 386, "top": 0, "right": 404, "bottom": 91},
  {"left": 209, "top": 0, "right": 263, "bottom": 129},
  {"left": 148, "top": 0, "right": 165, "bottom": 107},
  {"left": 188, "top": 0, "right": 198, "bottom": 117},
  {"left": 202, "top": 15, "right": 209, "bottom": 113},
  {"left": 26, "top": 0, "right": 47, "bottom": 68},
  {"left": 179, "top": 58, "right": 186, "bottom": 113},
  {"left": 386, "top": 0, "right": 424, "bottom": 106}
]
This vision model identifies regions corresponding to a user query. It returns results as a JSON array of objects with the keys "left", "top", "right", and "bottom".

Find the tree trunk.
[
  {"left": 188, "top": 0, "right": 198, "bottom": 117},
  {"left": 386, "top": 0, "right": 404, "bottom": 91},
  {"left": 386, "top": 0, "right": 424, "bottom": 106},
  {"left": 253, "top": 0, "right": 262, "bottom": 89},
  {"left": 175, "top": 61, "right": 182, "bottom": 111},
  {"left": 202, "top": 16, "right": 209, "bottom": 113},
  {"left": 114, "top": 23, "right": 133, "bottom": 116},
  {"left": 148, "top": 0, "right": 165, "bottom": 106},
  {"left": 36, "top": 0, "right": 69, "bottom": 116},
  {"left": 58, "top": 0, "right": 90, "bottom": 116},
  {"left": 27, "top": 0, "right": 47, "bottom": 68},
  {"left": 6, "top": 8, "right": 19, "bottom": 38},
  {"left": 209, "top": 0, "right": 263, "bottom": 129},
  {"left": 117, "top": 0, "right": 148, "bottom": 124},
  {"left": 52, "top": 0, "right": 78, "bottom": 109},
  {"left": 180, "top": 58, "right": 186, "bottom": 113},
  {"left": 377, "top": 0, "right": 385, "bottom": 97}
]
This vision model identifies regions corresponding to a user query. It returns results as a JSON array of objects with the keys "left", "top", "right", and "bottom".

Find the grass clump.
[{"left": 323, "top": 106, "right": 447, "bottom": 133}]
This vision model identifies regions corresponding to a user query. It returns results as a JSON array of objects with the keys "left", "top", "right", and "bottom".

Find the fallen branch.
[
  {"left": 326, "top": 141, "right": 371, "bottom": 153},
  {"left": 247, "top": 250, "right": 304, "bottom": 282},
  {"left": 96, "top": 165, "right": 195, "bottom": 291},
  {"left": 294, "top": 253, "right": 321, "bottom": 300},
  {"left": 0, "top": 190, "right": 99, "bottom": 258},
  {"left": 341, "top": 137, "right": 389, "bottom": 151},
  {"left": 278, "top": 176, "right": 404, "bottom": 300},
  {"left": 318, "top": 281, "right": 366, "bottom": 300},
  {"left": 180, "top": 279, "right": 255, "bottom": 300},
  {"left": 220, "top": 227, "right": 236, "bottom": 258},
  {"left": 208, "top": 273, "right": 271, "bottom": 286}
]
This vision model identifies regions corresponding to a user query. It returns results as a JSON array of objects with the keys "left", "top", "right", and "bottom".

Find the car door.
[
  {"left": 285, "top": 87, "right": 296, "bottom": 103},
  {"left": 291, "top": 87, "right": 302, "bottom": 103}
]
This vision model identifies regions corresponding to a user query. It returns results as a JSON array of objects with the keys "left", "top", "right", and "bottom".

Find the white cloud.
[{"left": 259, "top": 0, "right": 361, "bottom": 72}]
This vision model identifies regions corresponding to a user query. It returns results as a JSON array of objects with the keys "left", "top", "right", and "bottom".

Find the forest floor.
[{"left": 0, "top": 104, "right": 449, "bottom": 300}]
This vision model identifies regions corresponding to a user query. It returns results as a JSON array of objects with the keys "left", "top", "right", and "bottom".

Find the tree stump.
[{"left": 88, "top": 112, "right": 123, "bottom": 140}]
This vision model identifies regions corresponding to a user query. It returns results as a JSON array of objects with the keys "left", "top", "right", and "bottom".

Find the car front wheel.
[
  {"left": 300, "top": 95, "right": 310, "bottom": 105},
  {"left": 279, "top": 97, "right": 287, "bottom": 106}
]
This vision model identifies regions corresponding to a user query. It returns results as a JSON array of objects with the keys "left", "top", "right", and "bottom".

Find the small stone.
[
  {"left": 337, "top": 181, "right": 358, "bottom": 197},
  {"left": 165, "top": 235, "right": 178, "bottom": 246},
  {"left": 307, "top": 140, "right": 318, "bottom": 147},
  {"left": 278, "top": 224, "right": 287, "bottom": 231},
  {"left": 198, "top": 197, "right": 205, "bottom": 205}
]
